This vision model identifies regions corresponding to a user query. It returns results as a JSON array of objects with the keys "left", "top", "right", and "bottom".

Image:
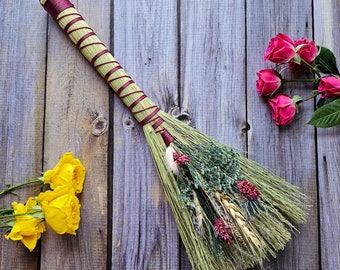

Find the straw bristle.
[
  {"left": 142, "top": 110, "right": 309, "bottom": 270},
  {"left": 142, "top": 122, "right": 234, "bottom": 270}
]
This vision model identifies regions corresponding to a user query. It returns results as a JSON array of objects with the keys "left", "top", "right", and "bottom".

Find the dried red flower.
[
  {"left": 173, "top": 152, "right": 190, "bottom": 165},
  {"left": 237, "top": 181, "right": 261, "bottom": 200},
  {"left": 213, "top": 218, "right": 233, "bottom": 245}
]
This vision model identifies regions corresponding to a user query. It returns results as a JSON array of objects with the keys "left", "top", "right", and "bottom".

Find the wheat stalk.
[{"left": 215, "top": 192, "right": 261, "bottom": 247}]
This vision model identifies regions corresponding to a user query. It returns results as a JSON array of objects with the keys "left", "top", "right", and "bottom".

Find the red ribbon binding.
[{"left": 42, "top": 0, "right": 74, "bottom": 20}]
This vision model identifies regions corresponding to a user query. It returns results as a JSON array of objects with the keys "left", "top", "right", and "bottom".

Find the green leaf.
[
  {"left": 4, "top": 219, "right": 16, "bottom": 227},
  {"left": 308, "top": 98, "right": 340, "bottom": 127},
  {"left": 315, "top": 46, "right": 340, "bottom": 75}
]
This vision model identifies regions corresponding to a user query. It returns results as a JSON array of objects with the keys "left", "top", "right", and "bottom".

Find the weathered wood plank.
[
  {"left": 180, "top": 0, "right": 247, "bottom": 150},
  {"left": 3, "top": 0, "right": 340, "bottom": 269},
  {"left": 314, "top": 1, "right": 340, "bottom": 269},
  {"left": 180, "top": 0, "right": 247, "bottom": 268},
  {"left": 246, "top": 1, "right": 319, "bottom": 269},
  {"left": 40, "top": 1, "right": 110, "bottom": 269},
  {"left": 111, "top": 0, "right": 180, "bottom": 269},
  {"left": 0, "top": 1, "right": 46, "bottom": 269}
]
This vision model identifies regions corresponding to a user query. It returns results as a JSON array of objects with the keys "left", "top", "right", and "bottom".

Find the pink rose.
[
  {"left": 256, "top": 69, "right": 282, "bottom": 96},
  {"left": 289, "top": 37, "right": 318, "bottom": 72},
  {"left": 317, "top": 76, "right": 340, "bottom": 98},
  {"left": 294, "top": 38, "right": 318, "bottom": 63},
  {"left": 267, "top": 94, "right": 297, "bottom": 126},
  {"left": 264, "top": 33, "right": 296, "bottom": 63}
]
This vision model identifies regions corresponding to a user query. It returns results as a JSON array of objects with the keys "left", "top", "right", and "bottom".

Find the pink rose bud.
[
  {"left": 318, "top": 76, "right": 340, "bottom": 98},
  {"left": 267, "top": 94, "right": 298, "bottom": 126},
  {"left": 289, "top": 37, "right": 318, "bottom": 72},
  {"left": 256, "top": 69, "right": 282, "bottom": 96},
  {"left": 294, "top": 37, "right": 318, "bottom": 63},
  {"left": 264, "top": 33, "right": 296, "bottom": 63}
]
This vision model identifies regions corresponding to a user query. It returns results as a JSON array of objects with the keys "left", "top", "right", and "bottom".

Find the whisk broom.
[{"left": 40, "top": 0, "right": 308, "bottom": 269}]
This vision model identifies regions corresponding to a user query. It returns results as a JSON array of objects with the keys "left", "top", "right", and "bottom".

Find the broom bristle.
[{"left": 143, "top": 110, "right": 309, "bottom": 269}]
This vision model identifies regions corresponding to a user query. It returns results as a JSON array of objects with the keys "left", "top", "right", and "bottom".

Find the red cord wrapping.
[{"left": 43, "top": 0, "right": 74, "bottom": 20}]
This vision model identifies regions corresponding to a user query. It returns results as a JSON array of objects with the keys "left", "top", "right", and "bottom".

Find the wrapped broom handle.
[{"left": 40, "top": 0, "right": 174, "bottom": 145}]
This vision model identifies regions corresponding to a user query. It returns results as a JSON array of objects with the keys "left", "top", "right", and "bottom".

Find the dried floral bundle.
[{"left": 40, "top": 1, "right": 308, "bottom": 269}]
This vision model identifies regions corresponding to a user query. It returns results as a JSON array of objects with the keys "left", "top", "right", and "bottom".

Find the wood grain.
[
  {"left": 314, "top": 1, "right": 340, "bottom": 269},
  {"left": 0, "top": 1, "right": 46, "bottom": 269},
  {"left": 179, "top": 1, "right": 247, "bottom": 268},
  {"left": 180, "top": 0, "right": 247, "bottom": 151},
  {"left": 40, "top": 1, "right": 110, "bottom": 269},
  {"left": 1, "top": 0, "right": 340, "bottom": 269},
  {"left": 246, "top": 1, "right": 319, "bottom": 269},
  {"left": 111, "top": 0, "right": 181, "bottom": 269}
]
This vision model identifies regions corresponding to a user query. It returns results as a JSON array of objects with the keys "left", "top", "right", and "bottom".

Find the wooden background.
[{"left": 0, "top": 0, "right": 339, "bottom": 269}]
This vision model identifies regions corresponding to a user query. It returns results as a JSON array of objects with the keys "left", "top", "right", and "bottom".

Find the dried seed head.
[
  {"left": 237, "top": 181, "right": 261, "bottom": 200},
  {"left": 165, "top": 147, "right": 190, "bottom": 175},
  {"left": 214, "top": 218, "right": 233, "bottom": 245}
]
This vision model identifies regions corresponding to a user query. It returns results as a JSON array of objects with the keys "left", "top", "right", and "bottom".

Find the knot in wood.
[
  {"left": 168, "top": 106, "right": 192, "bottom": 125},
  {"left": 123, "top": 116, "right": 135, "bottom": 130},
  {"left": 241, "top": 122, "right": 251, "bottom": 134},
  {"left": 91, "top": 115, "right": 108, "bottom": 136}
]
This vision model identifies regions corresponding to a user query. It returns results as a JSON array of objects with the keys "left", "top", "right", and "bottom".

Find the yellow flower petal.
[
  {"left": 43, "top": 152, "right": 86, "bottom": 193},
  {"left": 37, "top": 186, "right": 81, "bottom": 235},
  {"left": 21, "top": 234, "right": 40, "bottom": 252},
  {"left": 5, "top": 198, "right": 45, "bottom": 252}
]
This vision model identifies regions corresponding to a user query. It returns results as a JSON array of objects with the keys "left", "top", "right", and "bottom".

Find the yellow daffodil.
[
  {"left": 5, "top": 197, "right": 45, "bottom": 252},
  {"left": 37, "top": 186, "right": 81, "bottom": 235},
  {"left": 43, "top": 152, "right": 86, "bottom": 194}
]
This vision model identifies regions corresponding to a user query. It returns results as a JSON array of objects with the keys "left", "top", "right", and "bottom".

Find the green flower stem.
[
  {"left": 283, "top": 78, "right": 318, "bottom": 83},
  {"left": 0, "top": 177, "right": 44, "bottom": 197},
  {"left": 0, "top": 224, "right": 12, "bottom": 229},
  {"left": 296, "top": 91, "right": 320, "bottom": 104},
  {"left": 0, "top": 213, "right": 15, "bottom": 220},
  {"left": 300, "top": 58, "right": 322, "bottom": 78},
  {"left": 0, "top": 208, "right": 13, "bottom": 215},
  {"left": 0, "top": 209, "right": 43, "bottom": 219},
  {"left": 1, "top": 212, "right": 33, "bottom": 219}
]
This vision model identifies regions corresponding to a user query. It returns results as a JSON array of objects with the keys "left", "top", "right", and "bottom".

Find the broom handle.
[{"left": 40, "top": 0, "right": 171, "bottom": 135}]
